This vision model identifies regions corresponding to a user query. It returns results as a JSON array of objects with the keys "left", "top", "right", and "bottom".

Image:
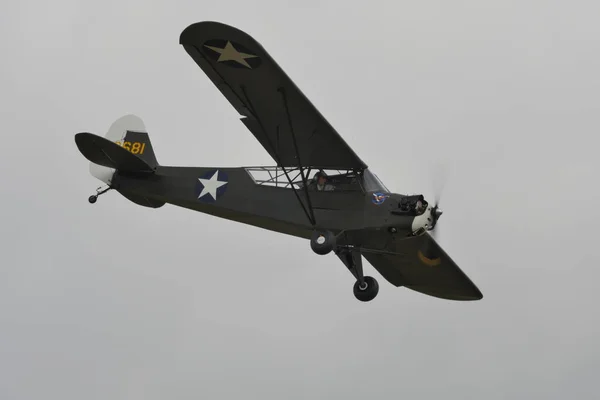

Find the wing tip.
[
  {"left": 465, "top": 290, "right": 484, "bottom": 301},
  {"left": 460, "top": 288, "right": 484, "bottom": 301},
  {"left": 179, "top": 21, "right": 246, "bottom": 45},
  {"left": 451, "top": 283, "right": 484, "bottom": 301}
]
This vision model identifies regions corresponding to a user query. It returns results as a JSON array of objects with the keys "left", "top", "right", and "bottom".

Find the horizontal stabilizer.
[{"left": 75, "top": 132, "right": 156, "bottom": 174}]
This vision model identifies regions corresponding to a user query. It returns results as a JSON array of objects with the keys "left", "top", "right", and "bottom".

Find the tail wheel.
[
  {"left": 310, "top": 230, "right": 336, "bottom": 255},
  {"left": 353, "top": 276, "right": 379, "bottom": 302}
]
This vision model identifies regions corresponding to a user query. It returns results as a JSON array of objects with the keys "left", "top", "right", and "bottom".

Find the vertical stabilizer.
[{"left": 89, "top": 114, "right": 157, "bottom": 184}]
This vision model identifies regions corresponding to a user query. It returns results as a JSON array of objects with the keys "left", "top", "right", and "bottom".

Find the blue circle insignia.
[
  {"left": 195, "top": 169, "right": 229, "bottom": 203},
  {"left": 372, "top": 192, "right": 389, "bottom": 205}
]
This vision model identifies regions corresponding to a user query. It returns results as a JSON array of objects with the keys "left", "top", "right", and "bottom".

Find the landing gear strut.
[
  {"left": 88, "top": 185, "right": 112, "bottom": 204},
  {"left": 335, "top": 246, "right": 379, "bottom": 302},
  {"left": 310, "top": 231, "right": 379, "bottom": 301}
]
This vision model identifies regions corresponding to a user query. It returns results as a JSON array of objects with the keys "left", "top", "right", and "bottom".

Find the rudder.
[
  {"left": 114, "top": 128, "right": 158, "bottom": 168},
  {"left": 87, "top": 114, "right": 159, "bottom": 185}
]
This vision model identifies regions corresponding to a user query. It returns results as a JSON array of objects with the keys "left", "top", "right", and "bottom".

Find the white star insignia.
[
  {"left": 204, "top": 41, "right": 258, "bottom": 69},
  {"left": 198, "top": 170, "right": 227, "bottom": 201}
]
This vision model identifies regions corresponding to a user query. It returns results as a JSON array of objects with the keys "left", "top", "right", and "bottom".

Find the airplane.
[{"left": 75, "top": 21, "right": 483, "bottom": 302}]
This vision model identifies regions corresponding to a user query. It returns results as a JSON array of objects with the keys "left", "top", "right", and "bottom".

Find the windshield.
[{"left": 362, "top": 169, "right": 389, "bottom": 192}]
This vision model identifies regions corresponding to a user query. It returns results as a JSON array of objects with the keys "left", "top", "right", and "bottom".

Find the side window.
[
  {"left": 307, "top": 170, "right": 362, "bottom": 192},
  {"left": 245, "top": 167, "right": 362, "bottom": 192}
]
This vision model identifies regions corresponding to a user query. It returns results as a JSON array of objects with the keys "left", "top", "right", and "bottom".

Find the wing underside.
[
  {"left": 362, "top": 233, "right": 483, "bottom": 301},
  {"left": 179, "top": 21, "right": 367, "bottom": 170}
]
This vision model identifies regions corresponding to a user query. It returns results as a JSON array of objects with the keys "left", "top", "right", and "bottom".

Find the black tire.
[
  {"left": 88, "top": 195, "right": 97, "bottom": 204},
  {"left": 353, "top": 276, "right": 379, "bottom": 302},
  {"left": 310, "top": 230, "right": 336, "bottom": 255}
]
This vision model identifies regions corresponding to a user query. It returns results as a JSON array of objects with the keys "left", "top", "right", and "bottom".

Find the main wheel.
[
  {"left": 310, "top": 230, "right": 336, "bottom": 255},
  {"left": 353, "top": 276, "right": 379, "bottom": 302},
  {"left": 88, "top": 195, "right": 97, "bottom": 204}
]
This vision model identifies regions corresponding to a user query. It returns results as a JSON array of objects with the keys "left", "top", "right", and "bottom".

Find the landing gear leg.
[
  {"left": 335, "top": 247, "right": 379, "bottom": 302},
  {"left": 88, "top": 185, "right": 112, "bottom": 204}
]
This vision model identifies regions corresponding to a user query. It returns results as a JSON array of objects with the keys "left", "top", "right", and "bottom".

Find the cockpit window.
[
  {"left": 362, "top": 169, "right": 390, "bottom": 192},
  {"left": 299, "top": 169, "right": 363, "bottom": 192},
  {"left": 246, "top": 167, "right": 388, "bottom": 193}
]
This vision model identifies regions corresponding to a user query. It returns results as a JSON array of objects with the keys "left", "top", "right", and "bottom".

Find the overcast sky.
[{"left": 1, "top": 0, "right": 600, "bottom": 399}]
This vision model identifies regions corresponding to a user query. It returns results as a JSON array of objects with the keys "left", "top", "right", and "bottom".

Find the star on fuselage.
[
  {"left": 204, "top": 41, "right": 258, "bottom": 68},
  {"left": 198, "top": 170, "right": 227, "bottom": 201}
]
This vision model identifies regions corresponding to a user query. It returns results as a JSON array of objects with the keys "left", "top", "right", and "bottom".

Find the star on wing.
[
  {"left": 204, "top": 41, "right": 258, "bottom": 68},
  {"left": 198, "top": 170, "right": 228, "bottom": 201}
]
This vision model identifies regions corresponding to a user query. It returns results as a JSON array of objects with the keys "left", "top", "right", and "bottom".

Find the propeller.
[
  {"left": 420, "top": 188, "right": 444, "bottom": 262},
  {"left": 427, "top": 162, "right": 448, "bottom": 236},
  {"left": 429, "top": 204, "right": 443, "bottom": 234},
  {"left": 428, "top": 186, "right": 444, "bottom": 234}
]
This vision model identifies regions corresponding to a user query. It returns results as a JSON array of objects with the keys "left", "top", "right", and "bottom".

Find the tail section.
[
  {"left": 76, "top": 114, "right": 165, "bottom": 208},
  {"left": 76, "top": 114, "right": 159, "bottom": 185}
]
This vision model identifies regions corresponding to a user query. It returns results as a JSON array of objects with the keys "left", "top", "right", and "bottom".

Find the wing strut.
[
  {"left": 240, "top": 86, "right": 317, "bottom": 227},
  {"left": 278, "top": 87, "right": 317, "bottom": 225}
]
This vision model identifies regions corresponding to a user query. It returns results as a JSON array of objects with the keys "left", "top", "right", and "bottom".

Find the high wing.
[
  {"left": 362, "top": 233, "right": 483, "bottom": 301},
  {"left": 179, "top": 21, "right": 367, "bottom": 170}
]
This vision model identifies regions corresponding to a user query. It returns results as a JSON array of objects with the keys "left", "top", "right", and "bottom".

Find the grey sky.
[{"left": 1, "top": 0, "right": 599, "bottom": 399}]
